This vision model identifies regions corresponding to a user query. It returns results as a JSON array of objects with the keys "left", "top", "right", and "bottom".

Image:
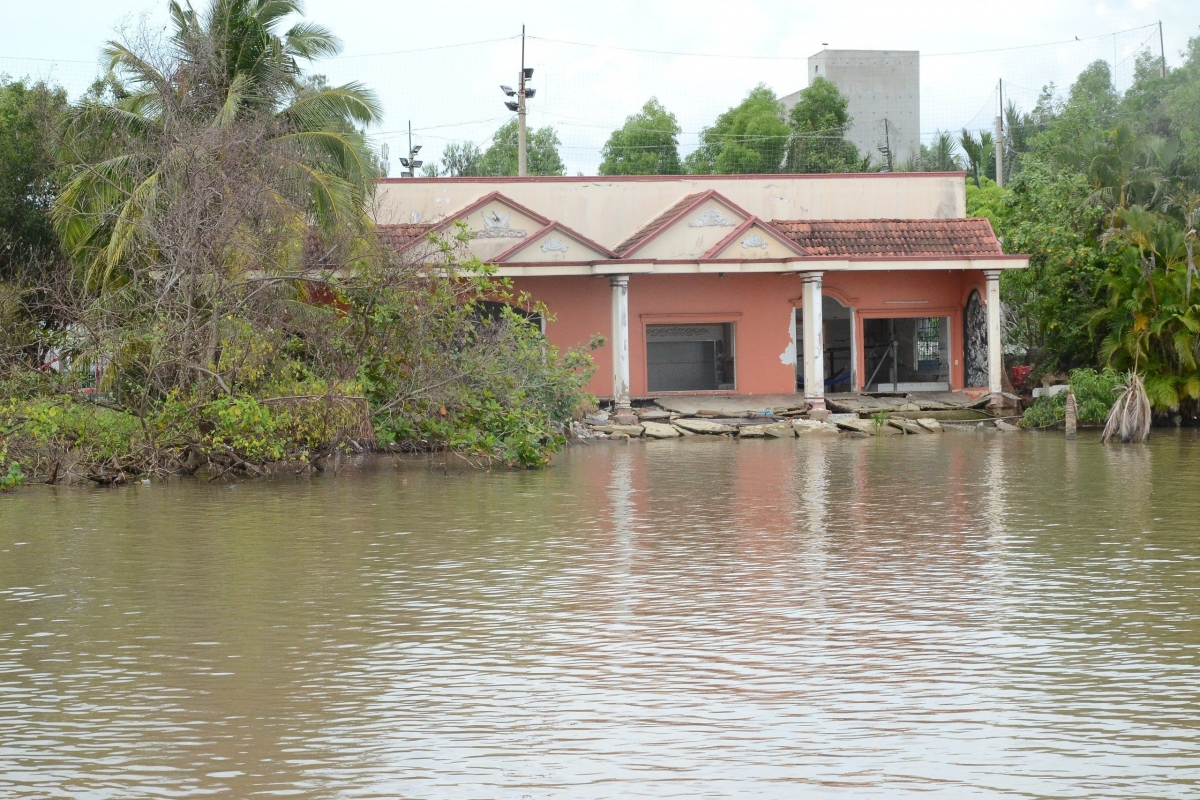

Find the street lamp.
[
  {"left": 500, "top": 25, "right": 535, "bottom": 176},
  {"left": 399, "top": 121, "right": 422, "bottom": 178}
]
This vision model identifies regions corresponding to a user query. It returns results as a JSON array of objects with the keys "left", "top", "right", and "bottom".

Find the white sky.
[{"left": 2, "top": 0, "right": 1198, "bottom": 174}]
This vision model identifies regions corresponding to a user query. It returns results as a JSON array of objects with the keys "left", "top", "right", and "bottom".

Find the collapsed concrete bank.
[{"left": 574, "top": 391, "right": 1022, "bottom": 440}]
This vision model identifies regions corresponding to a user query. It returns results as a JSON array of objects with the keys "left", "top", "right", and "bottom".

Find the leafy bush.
[
  {"left": 0, "top": 443, "right": 23, "bottom": 491},
  {"left": 1020, "top": 367, "right": 1123, "bottom": 427}
]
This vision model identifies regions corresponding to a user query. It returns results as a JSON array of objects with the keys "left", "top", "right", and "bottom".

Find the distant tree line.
[{"left": 424, "top": 77, "right": 866, "bottom": 178}]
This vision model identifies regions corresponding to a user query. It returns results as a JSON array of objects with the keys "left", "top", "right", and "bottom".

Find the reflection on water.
[{"left": 3, "top": 431, "right": 1200, "bottom": 798}]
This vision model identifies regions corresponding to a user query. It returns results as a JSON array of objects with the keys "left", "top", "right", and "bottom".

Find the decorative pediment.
[
  {"left": 705, "top": 218, "right": 810, "bottom": 260},
  {"left": 397, "top": 191, "right": 553, "bottom": 262},
  {"left": 617, "top": 191, "right": 752, "bottom": 260},
  {"left": 494, "top": 221, "right": 617, "bottom": 263}
]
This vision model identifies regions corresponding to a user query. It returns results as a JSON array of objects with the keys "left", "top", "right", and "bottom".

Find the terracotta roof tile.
[
  {"left": 770, "top": 218, "right": 1003, "bottom": 258},
  {"left": 613, "top": 192, "right": 708, "bottom": 256},
  {"left": 378, "top": 223, "right": 435, "bottom": 249}
]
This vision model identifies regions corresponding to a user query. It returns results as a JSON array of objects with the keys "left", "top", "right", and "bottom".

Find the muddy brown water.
[{"left": 3, "top": 432, "right": 1200, "bottom": 798}]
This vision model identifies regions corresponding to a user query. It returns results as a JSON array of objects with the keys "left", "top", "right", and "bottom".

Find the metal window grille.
[{"left": 915, "top": 317, "right": 941, "bottom": 372}]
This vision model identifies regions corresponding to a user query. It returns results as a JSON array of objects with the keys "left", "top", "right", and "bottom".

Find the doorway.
[
  {"left": 795, "top": 296, "right": 854, "bottom": 392},
  {"left": 862, "top": 317, "right": 950, "bottom": 391}
]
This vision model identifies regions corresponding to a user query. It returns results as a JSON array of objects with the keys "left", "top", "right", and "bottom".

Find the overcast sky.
[{"left": 3, "top": 0, "right": 1197, "bottom": 174}]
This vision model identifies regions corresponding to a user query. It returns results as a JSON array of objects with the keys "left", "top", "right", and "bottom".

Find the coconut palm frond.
[
  {"left": 285, "top": 20, "right": 343, "bottom": 60},
  {"left": 280, "top": 83, "right": 381, "bottom": 128},
  {"left": 1102, "top": 371, "right": 1152, "bottom": 443}
]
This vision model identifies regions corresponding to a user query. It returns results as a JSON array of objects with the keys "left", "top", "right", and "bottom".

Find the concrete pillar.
[
  {"left": 985, "top": 270, "right": 1003, "bottom": 399},
  {"left": 801, "top": 272, "right": 827, "bottom": 414},
  {"left": 609, "top": 275, "right": 636, "bottom": 424}
]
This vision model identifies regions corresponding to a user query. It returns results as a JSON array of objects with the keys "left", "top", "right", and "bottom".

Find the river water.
[{"left": 3, "top": 431, "right": 1200, "bottom": 798}]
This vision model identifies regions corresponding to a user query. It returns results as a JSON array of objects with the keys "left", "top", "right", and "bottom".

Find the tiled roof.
[
  {"left": 378, "top": 223, "right": 435, "bottom": 250},
  {"left": 613, "top": 192, "right": 708, "bottom": 256},
  {"left": 770, "top": 218, "right": 1003, "bottom": 257}
]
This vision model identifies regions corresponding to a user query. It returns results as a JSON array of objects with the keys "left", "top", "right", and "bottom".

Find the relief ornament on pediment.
[
  {"left": 688, "top": 207, "right": 736, "bottom": 227},
  {"left": 470, "top": 210, "right": 527, "bottom": 239},
  {"left": 540, "top": 237, "right": 569, "bottom": 253},
  {"left": 741, "top": 234, "right": 769, "bottom": 249}
]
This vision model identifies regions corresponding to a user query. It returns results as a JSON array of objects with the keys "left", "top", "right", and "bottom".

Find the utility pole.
[
  {"left": 499, "top": 27, "right": 536, "bottom": 177},
  {"left": 878, "top": 119, "right": 892, "bottom": 173},
  {"left": 995, "top": 79, "right": 1005, "bottom": 188},
  {"left": 1160, "top": 21, "right": 1167, "bottom": 78},
  {"left": 518, "top": 25, "right": 528, "bottom": 177}
]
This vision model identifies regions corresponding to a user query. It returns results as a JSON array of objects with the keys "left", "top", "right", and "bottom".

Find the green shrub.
[
  {"left": 0, "top": 444, "right": 23, "bottom": 491},
  {"left": 1020, "top": 367, "right": 1123, "bottom": 428}
]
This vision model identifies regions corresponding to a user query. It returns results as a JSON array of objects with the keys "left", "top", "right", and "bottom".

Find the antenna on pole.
[{"left": 995, "top": 79, "right": 1005, "bottom": 188}]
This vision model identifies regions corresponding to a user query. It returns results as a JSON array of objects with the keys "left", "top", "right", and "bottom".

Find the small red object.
[{"left": 1010, "top": 365, "right": 1031, "bottom": 389}]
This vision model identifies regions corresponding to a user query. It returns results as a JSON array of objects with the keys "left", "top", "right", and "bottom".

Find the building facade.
[{"left": 375, "top": 173, "right": 1025, "bottom": 416}]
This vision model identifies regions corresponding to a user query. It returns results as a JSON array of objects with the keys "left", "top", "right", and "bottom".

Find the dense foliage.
[
  {"left": 0, "top": 0, "right": 595, "bottom": 489},
  {"left": 783, "top": 77, "right": 865, "bottom": 173},
  {"left": 959, "top": 42, "right": 1200, "bottom": 417},
  {"left": 427, "top": 119, "right": 565, "bottom": 177},
  {"left": 683, "top": 82, "right": 863, "bottom": 175},
  {"left": 0, "top": 79, "right": 66, "bottom": 280},
  {"left": 1020, "top": 368, "right": 1123, "bottom": 428},
  {"left": 599, "top": 98, "right": 682, "bottom": 176}
]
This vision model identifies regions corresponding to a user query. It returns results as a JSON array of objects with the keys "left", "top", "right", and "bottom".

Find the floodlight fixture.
[
  {"left": 505, "top": 100, "right": 519, "bottom": 112},
  {"left": 412, "top": 145, "right": 422, "bottom": 153},
  {"left": 524, "top": 87, "right": 536, "bottom": 98},
  {"left": 500, "top": 85, "right": 515, "bottom": 96},
  {"left": 523, "top": 67, "right": 533, "bottom": 79}
]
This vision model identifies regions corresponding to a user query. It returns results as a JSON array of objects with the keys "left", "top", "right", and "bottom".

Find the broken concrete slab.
[
  {"left": 835, "top": 417, "right": 880, "bottom": 435},
  {"left": 792, "top": 419, "right": 841, "bottom": 435},
  {"left": 635, "top": 408, "right": 672, "bottom": 421},
  {"left": 762, "top": 422, "right": 796, "bottom": 438},
  {"left": 738, "top": 426, "right": 766, "bottom": 438},
  {"left": 673, "top": 418, "right": 737, "bottom": 435},
  {"left": 652, "top": 394, "right": 808, "bottom": 417},
  {"left": 836, "top": 418, "right": 901, "bottom": 436},
  {"left": 994, "top": 419, "right": 1021, "bottom": 432},
  {"left": 888, "top": 418, "right": 930, "bottom": 435},
  {"left": 641, "top": 421, "right": 681, "bottom": 439},
  {"left": 590, "top": 424, "right": 644, "bottom": 437},
  {"left": 915, "top": 418, "right": 944, "bottom": 433}
]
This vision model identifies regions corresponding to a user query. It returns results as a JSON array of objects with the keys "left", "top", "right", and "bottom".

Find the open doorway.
[
  {"left": 795, "top": 296, "right": 854, "bottom": 393},
  {"left": 862, "top": 317, "right": 950, "bottom": 391}
]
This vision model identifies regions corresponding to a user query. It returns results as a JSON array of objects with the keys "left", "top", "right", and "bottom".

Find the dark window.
[{"left": 646, "top": 323, "right": 735, "bottom": 392}]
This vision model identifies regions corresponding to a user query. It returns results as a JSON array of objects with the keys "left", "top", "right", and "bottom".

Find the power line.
[
  {"left": 922, "top": 23, "right": 1159, "bottom": 57},
  {"left": 529, "top": 23, "right": 1162, "bottom": 62},
  {"left": 336, "top": 35, "right": 519, "bottom": 60}
]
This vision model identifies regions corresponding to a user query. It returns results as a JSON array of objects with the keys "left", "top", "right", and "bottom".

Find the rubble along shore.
[{"left": 572, "top": 392, "right": 1023, "bottom": 441}]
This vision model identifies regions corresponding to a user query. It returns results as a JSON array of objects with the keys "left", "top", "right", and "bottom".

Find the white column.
[
  {"left": 985, "top": 270, "right": 1003, "bottom": 398},
  {"left": 610, "top": 275, "right": 635, "bottom": 423},
  {"left": 801, "top": 272, "right": 827, "bottom": 412}
]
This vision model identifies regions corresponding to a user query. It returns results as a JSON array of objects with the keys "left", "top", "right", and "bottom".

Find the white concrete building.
[{"left": 781, "top": 49, "right": 920, "bottom": 169}]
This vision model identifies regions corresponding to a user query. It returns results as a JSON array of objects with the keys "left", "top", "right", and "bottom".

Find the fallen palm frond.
[{"left": 1101, "top": 371, "right": 1152, "bottom": 443}]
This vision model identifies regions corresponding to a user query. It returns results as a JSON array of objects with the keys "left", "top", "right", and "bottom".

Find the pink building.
[{"left": 376, "top": 173, "right": 1027, "bottom": 418}]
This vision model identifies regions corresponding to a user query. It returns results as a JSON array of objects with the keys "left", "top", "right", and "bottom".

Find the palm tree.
[
  {"left": 54, "top": 0, "right": 381, "bottom": 288},
  {"left": 958, "top": 129, "right": 994, "bottom": 186},
  {"left": 918, "top": 131, "right": 963, "bottom": 172}
]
